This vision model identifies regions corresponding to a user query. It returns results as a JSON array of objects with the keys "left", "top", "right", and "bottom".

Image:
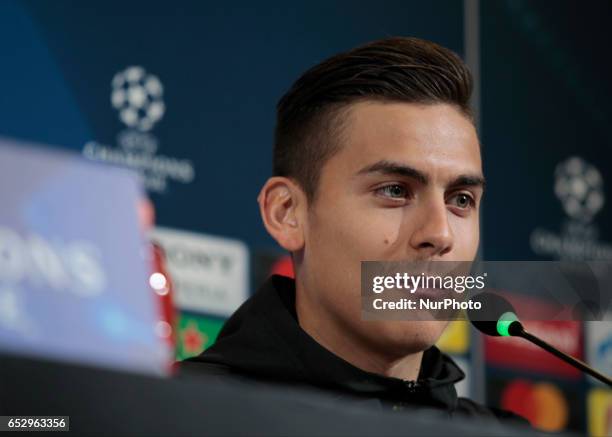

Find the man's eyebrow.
[
  {"left": 356, "top": 160, "right": 429, "bottom": 185},
  {"left": 356, "top": 159, "right": 486, "bottom": 190},
  {"left": 448, "top": 175, "right": 486, "bottom": 191}
]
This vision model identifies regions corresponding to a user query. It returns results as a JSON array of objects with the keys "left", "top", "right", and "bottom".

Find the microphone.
[{"left": 467, "top": 292, "right": 612, "bottom": 387}]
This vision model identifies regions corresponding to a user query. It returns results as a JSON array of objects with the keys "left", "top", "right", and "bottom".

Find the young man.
[{"left": 183, "top": 37, "right": 523, "bottom": 423}]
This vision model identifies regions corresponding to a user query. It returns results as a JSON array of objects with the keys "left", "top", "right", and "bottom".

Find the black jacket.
[{"left": 181, "top": 275, "right": 527, "bottom": 425}]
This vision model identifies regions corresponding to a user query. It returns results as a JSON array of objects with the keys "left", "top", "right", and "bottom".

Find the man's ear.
[{"left": 258, "top": 177, "right": 306, "bottom": 252}]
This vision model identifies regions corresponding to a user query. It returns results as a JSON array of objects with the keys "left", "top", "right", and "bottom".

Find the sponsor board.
[
  {"left": 451, "top": 356, "right": 471, "bottom": 398},
  {"left": 152, "top": 227, "right": 249, "bottom": 317},
  {"left": 176, "top": 312, "right": 225, "bottom": 360},
  {"left": 586, "top": 318, "right": 612, "bottom": 386},
  {"left": 436, "top": 321, "right": 469, "bottom": 355},
  {"left": 488, "top": 375, "right": 583, "bottom": 432},
  {"left": 485, "top": 319, "right": 582, "bottom": 378},
  {"left": 588, "top": 388, "right": 612, "bottom": 437}
]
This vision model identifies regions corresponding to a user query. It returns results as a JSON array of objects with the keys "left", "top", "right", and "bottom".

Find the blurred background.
[{"left": 0, "top": 0, "right": 611, "bottom": 434}]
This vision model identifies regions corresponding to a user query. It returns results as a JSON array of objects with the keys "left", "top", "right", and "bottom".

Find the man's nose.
[{"left": 408, "top": 197, "right": 453, "bottom": 258}]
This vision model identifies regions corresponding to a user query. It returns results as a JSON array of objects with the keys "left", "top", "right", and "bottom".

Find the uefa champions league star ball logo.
[
  {"left": 554, "top": 156, "right": 605, "bottom": 223},
  {"left": 530, "top": 157, "right": 611, "bottom": 259},
  {"left": 111, "top": 66, "right": 165, "bottom": 132},
  {"left": 83, "top": 66, "right": 195, "bottom": 193}
]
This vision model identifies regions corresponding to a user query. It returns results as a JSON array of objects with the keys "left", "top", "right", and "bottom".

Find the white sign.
[
  {"left": 151, "top": 227, "right": 249, "bottom": 317},
  {"left": 586, "top": 317, "right": 612, "bottom": 386},
  {"left": 452, "top": 356, "right": 471, "bottom": 399}
]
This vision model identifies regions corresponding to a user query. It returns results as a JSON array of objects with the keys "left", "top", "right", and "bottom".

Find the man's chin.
[{"left": 363, "top": 320, "right": 449, "bottom": 356}]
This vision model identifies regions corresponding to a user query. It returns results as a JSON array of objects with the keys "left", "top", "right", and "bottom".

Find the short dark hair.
[{"left": 273, "top": 36, "right": 474, "bottom": 202}]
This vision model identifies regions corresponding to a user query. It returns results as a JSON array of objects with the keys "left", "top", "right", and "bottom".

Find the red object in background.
[
  {"left": 499, "top": 379, "right": 570, "bottom": 432},
  {"left": 501, "top": 380, "right": 538, "bottom": 424},
  {"left": 270, "top": 254, "right": 294, "bottom": 278},
  {"left": 137, "top": 198, "right": 177, "bottom": 372},
  {"left": 485, "top": 319, "right": 582, "bottom": 378},
  {"left": 182, "top": 322, "right": 206, "bottom": 355},
  {"left": 484, "top": 294, "right": 583, "bottom": 378},
  {"left": 150, "top": 242, "right": 177, "bottom": 358}
]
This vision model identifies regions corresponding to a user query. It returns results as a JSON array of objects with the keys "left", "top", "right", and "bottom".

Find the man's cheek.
[
  {"left": 362, "top": 209, "right": 407, "bottom": 252},
  {"left": 453, "top": 222, "right": 480, "bottom": 259}
]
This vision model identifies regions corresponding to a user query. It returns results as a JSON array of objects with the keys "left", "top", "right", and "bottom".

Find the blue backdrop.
[{"left": 1, "top": 1, "right": 610, "bottom": 434}]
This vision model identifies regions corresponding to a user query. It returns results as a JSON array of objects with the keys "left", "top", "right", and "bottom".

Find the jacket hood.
[{"left": 191, "top": 275, "right": 466, "bottom": 411}]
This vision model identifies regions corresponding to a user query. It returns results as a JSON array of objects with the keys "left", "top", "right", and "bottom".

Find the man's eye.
[
  {"left": 376, "top": 184, "right": 408, "bottom": 199},
  {"left": 449, "top": 193, "right": 475, "bottom": 209}
]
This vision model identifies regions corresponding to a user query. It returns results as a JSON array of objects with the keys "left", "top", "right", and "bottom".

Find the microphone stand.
[{"left": 508, "top": 321, "right": 612, "bottom": 387}]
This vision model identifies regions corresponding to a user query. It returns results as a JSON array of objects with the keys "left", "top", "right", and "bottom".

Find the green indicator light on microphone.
[{"left": 496, "top": 311, "right": 519, "bottom": 337}]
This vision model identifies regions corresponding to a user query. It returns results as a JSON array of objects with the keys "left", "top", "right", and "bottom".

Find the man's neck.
[{"left": 295, "top": 282, "right": 423, "bottom": 381}]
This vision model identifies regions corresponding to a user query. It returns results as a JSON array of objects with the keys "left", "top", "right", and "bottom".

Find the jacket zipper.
[{"left": 405, "top": 380, "right": 421, "bottom": 393}]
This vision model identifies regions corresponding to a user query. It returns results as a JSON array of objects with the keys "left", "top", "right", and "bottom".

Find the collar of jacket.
[{"left": 196, "top": 275, "right": 466, "bottom": 411}]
